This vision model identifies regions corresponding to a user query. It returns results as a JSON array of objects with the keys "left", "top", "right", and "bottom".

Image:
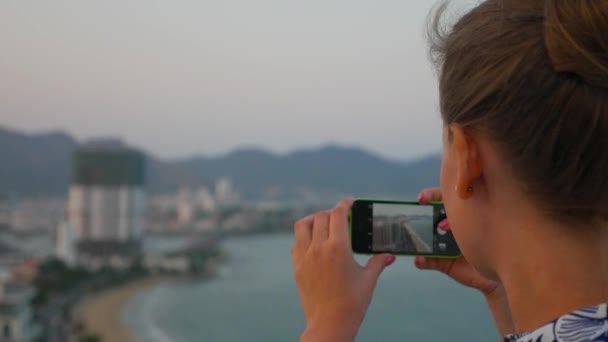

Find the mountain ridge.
[{"left": 0, "top": 126, "right": 441, "bottom": 200}]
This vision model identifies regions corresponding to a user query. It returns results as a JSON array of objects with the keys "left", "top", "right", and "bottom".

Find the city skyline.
[{"left": 0, "top": 0, "right": 477, "bottom": 161}]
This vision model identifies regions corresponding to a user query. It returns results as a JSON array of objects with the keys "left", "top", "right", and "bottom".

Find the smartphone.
[{"left": 350, "top": 199, "right": 461, "bottom": 258}]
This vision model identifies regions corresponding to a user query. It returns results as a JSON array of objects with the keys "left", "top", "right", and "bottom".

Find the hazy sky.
[{"left": 0, "top": 1, "right": 474, "bottom": 161}]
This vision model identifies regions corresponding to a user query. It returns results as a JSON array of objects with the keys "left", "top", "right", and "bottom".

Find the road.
[{"left": 373, "top": 216, "right": 432, "bottom": 253}]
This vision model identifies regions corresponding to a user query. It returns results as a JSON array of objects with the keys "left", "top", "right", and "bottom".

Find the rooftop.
[{"left": 80, "top": 139, "right": 137, "bottom": 152}]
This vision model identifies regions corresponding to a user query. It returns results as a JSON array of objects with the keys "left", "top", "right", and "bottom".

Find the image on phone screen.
[
  {"left": 371, "top": 203, "right": 434, "bottom": 253},
  {"left": 350, "top": 199, "right": 458, "bottom": 256}
]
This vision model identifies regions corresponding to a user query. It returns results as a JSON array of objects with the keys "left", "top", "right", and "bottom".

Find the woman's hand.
[
  {"left": 415, "top": 188, "right": 514, "bottom": 336},
  {"left": 292, "top": 198, "right": 396, "bottom": 342}
]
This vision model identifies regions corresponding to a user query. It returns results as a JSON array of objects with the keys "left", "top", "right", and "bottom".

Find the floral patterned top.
[{"left": 504, "top": 304, "right": 608, "bottom": 342}]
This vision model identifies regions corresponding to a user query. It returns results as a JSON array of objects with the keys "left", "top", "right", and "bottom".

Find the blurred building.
[
  {"left": 8, "top": 199, "right": 65, "bottom": 233},
  {"left": 176, "top": 188, "right": 195, "bottom": 226},
  {"left": 65, "top": 142, "right": 146, "bottom": 269},
  {"left": 0, "top": 271, "right": 41, "bottom": 341},
  {"left": 68, "top": 143, "right": 145, "bottom": 242},
  {"left": 55, "top": 221, "right": 76, "bottom": 267},
  {"left": 373, "top": 218, "right": 394, "bottom": 250},
  {"left": 0, "top": 244, "right": 30, "bottom": 277},
  {"left": 196, "top": 187, "right": 217, "bottom": 213},
  {"left": 215, "top": 178, "right": 240, "bottom": 207}
]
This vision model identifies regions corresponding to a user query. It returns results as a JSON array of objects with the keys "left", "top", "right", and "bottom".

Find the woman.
[{"left": 291, "top": 0, "right": 608, "bottom": 341}]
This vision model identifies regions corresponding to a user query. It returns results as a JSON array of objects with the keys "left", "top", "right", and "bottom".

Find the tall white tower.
[
  {"left": 67, "top": 142, "right": 145, "bottom": 242},
  {"left": 55, "top": 221, "right": 76, "bottom": 266}
]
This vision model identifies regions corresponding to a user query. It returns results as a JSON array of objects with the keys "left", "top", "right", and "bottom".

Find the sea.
[{"left": 124, "top": 233, "right": 498, "bottom": 341}]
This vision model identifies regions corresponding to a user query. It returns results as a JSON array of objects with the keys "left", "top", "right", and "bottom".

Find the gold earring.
[{"left": 455, "top": 185, "right": 474, "bottom": 192}]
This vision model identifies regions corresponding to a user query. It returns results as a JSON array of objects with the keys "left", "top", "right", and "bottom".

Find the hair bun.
[{"left": 544, "top": 0, "right": 608, "bottom": 88}]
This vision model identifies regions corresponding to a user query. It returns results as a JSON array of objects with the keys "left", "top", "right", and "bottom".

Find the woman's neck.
[{"left": 494, "top": 211, "right": 608, "bottom": 334}]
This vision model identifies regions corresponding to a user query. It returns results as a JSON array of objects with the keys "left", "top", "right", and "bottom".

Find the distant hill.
[
  {"left": 0, "top": 127, "right": 76, "bottom": 197},
  {"left": 0, "top": 126, "right": 441, "bottom": 200},
  {"left": 171, "top": 147, "right": 441, "bottom": 200}
]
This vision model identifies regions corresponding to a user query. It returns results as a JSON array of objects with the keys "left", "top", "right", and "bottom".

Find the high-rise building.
[
  {"left": 215, "top": 177, "right": 240, "bottom": 207},
  {"left": 55, "top": 221, "right": 76, "bottom": 267},
  {"left": 67, "top": 143, "right": 145, "bottom": 242}
]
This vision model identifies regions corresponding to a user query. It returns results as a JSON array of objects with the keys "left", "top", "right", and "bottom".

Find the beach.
[
  {"left": 77, "top": 277, "right": 169, "bottom": 342},
  {"left": 122, "top": 235, "right": 497, "bottom": 341}
]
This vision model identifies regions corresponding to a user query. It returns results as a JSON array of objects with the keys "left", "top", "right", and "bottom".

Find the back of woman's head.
[{"left": 430, "top": 0, "right": 608, "bottom": 226}]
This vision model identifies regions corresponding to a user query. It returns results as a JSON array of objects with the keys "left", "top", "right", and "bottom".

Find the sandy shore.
[{"left": 77, "top": 277, "right": 170, "bottom": 342}]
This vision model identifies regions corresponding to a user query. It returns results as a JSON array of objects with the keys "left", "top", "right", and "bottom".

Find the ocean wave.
[{"left": 126, "top": 286, "right": 185, "bottom": 342}]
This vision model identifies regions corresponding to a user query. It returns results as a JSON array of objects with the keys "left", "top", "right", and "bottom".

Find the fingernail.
[
  {"left": 385, "top": 255, "right": 396, "bottom": 266},
  {"left": 414, "top": 256, "right": 426, "bottom": 268},
  {"left": 438, "top": 218, "right": 449, "bottom": 230},
  {"left": 417, "top": 193, "right": 425, "bottom": 203}
]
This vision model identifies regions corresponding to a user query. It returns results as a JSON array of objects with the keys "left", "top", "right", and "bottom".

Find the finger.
[
  {"left": 365, "top": 254, "right": 396, "bottom": 280},
  {"left": 437, "top": 218, "right": 451, "bottom": 231},
  {"left": 312, "top": 210, "right": 331, "bottom": 244},
  {"left": 329, "top": 198, "right": 354, "bottom": 244},
  {"left": 418, "top": 187, "right": 442, "bottom": 204},
  {"left": 294, "top": 215, "right": 314, "bottom": 248},
  {"left": 291, "top": 244, "right": 302, "bottom": 268},
  {"left": 414, "top": 256, "right": 451, "bottom": 274}
]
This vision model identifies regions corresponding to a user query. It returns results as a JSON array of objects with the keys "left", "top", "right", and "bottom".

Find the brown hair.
[{"left": 429, "top": 0, "right": 608, "bottom": 225}]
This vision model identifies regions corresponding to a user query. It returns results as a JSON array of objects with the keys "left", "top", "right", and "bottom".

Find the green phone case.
[{"left": 349, "top": 198, "right": 461, "bottom": 259}]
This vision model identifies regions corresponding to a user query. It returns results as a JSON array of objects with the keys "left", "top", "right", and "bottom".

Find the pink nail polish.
[
  {"left": 418, "top": 193, "right": 425, "bottom": 203},
  {"left": 385, "top": 255, "right": 396, "bottom": 266},
  {"left": 438, "top": 218, "right": 449, "bottom": 229}
]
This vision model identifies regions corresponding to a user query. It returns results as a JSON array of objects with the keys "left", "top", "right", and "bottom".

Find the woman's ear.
[{"left": 450, "top": 124, "right": 482, "bottom": 199}]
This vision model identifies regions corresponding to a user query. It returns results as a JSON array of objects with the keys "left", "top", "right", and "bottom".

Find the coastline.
[{"left": 76, "top": 276, "right": 172, "bottom": 342}]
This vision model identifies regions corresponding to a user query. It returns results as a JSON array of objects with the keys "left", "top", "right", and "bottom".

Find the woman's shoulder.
[{"left": 504, "top": 304, "right": 608, "bottom": 342}]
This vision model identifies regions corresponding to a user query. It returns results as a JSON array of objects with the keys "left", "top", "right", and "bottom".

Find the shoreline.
[{"left": 75, "top": 276, "right": 174, "bottom": 342}]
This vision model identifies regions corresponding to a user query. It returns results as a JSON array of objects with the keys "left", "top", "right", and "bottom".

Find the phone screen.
[
  {"left": 350, "top": 200, "right": 460, "bottom": 257},
  {"left": 372, "top": 202, "right": 435, "bottom": 253}
]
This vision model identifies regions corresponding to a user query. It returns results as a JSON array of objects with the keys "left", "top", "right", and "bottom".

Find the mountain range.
[{"left": 0, "top": 126, "right": 441, "bottom": 201}]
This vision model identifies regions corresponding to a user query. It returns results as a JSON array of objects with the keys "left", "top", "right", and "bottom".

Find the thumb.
[
  {"left": 365, "top": 254, "right": 396, "bottom": 279},
  {"left": 414, "top": 256, "right": 451, "bottom": 274}
]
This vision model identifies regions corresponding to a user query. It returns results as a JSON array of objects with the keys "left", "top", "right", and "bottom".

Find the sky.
[{"left": 0, "top": 0, "right": 475, "bottom": 161}]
